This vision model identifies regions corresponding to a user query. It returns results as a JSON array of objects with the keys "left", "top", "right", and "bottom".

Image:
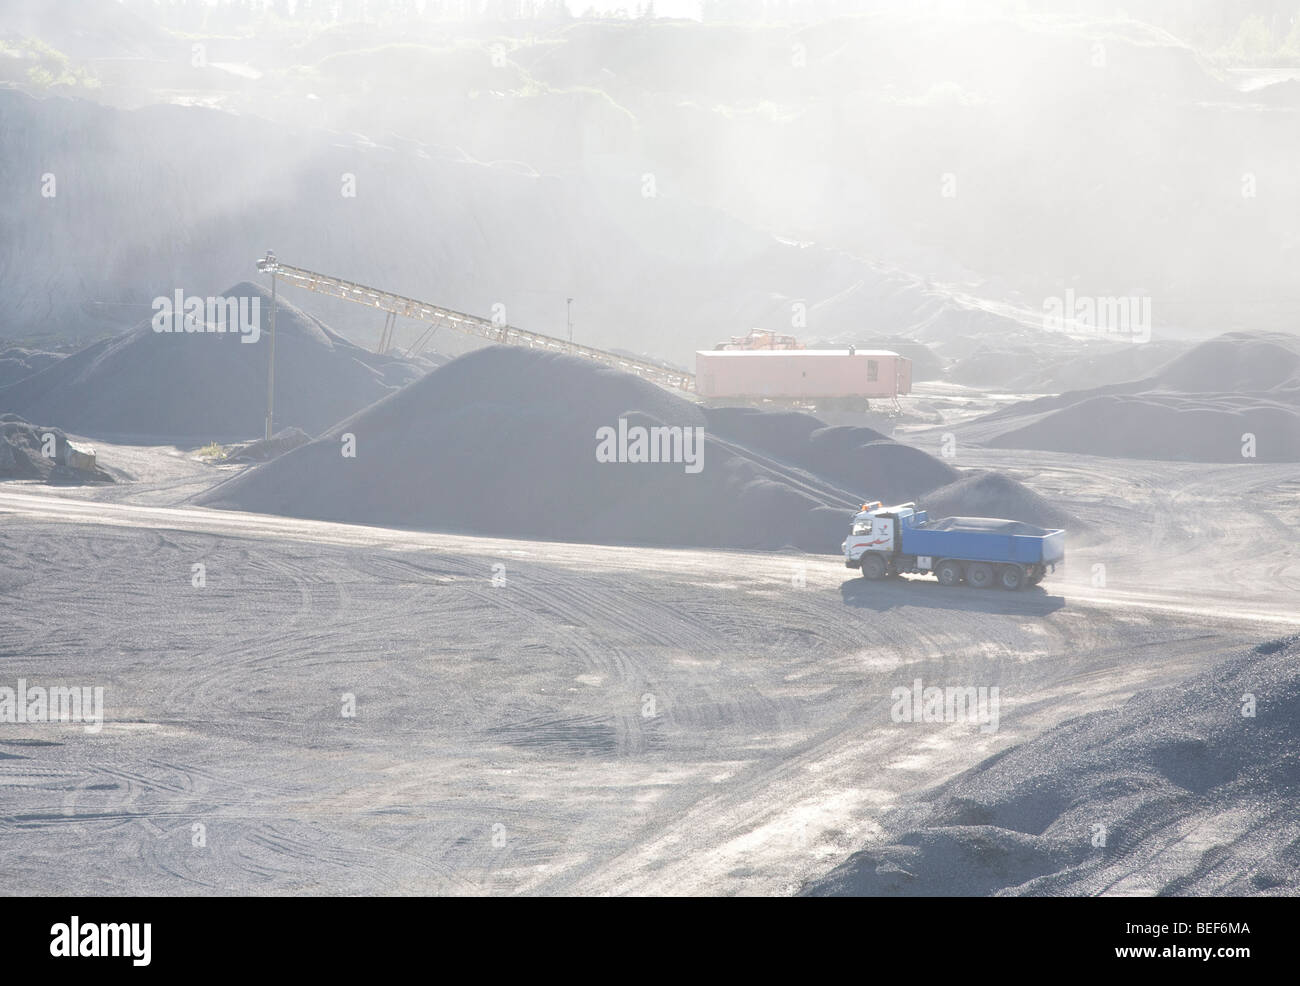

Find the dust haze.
[{"left": 1, "top": 0, "right": 1298, "bottom": 906}]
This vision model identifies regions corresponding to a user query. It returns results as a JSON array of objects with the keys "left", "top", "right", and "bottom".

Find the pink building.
[{"left": 694, "top": 349, "right": 912, "bottom": 400}]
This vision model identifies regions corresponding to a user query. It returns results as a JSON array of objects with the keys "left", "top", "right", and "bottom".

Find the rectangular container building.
[{"left": 694, "top": 349, "right": 912, "bottom": 400}]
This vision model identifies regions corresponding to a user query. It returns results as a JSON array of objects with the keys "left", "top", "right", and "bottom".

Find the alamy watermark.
[
  {"left": 151, "top": 290, "right": 261, "bottom": 343},
  {"left": 890, "top": 678, "right": 1000, "bottom": 734},
  {"left": 50, "top": 917, "right": 150, "bottom": 966},
  {"left": 0, "top": 679, "right": 104, "bottom": 733},
  {"left": 595, "top": 417, "right": 704, "bottom": 474},
  {"left": 1042, "top": 288, "right": 1151, "bottom": 343}
]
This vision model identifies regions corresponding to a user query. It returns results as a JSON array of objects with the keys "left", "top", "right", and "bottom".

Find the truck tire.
[
  {"left": 935, "top": 560, "right": 962, "bottom": 586},
  {"left": 966, "top": 562, "right": 994, "bottom": 589},
  {"left": 860, "top": 554, "right": 887, "bottom": 580},
  {"left": 998, "top": 565, "right": 1024, "bottom": 590}
]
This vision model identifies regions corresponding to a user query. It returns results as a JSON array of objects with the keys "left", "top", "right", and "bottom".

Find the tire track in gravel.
[
  {"left": 556, "top": 623, "right": 1257, "bottom": 896},
  {"left": 0, "top": 488, "right": 1293, "bottom": 895},
  {"left": 155, "top": 539, "right": 364, "bottom": 722},
  {"left": 460, "top": 562, "right": 744, "bottom": 762}
]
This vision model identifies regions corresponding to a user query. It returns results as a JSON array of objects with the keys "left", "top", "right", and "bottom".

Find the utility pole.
[
  {"left": 265, "top": 252, "right": 277, "bottom": 440},
  {"left": 566, "top": 297, "right": 574, "bottom": 350}
]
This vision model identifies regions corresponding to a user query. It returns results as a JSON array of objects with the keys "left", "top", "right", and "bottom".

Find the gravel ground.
[{"left": 0, "top": 441, "right": 1296, "bottom": 895}]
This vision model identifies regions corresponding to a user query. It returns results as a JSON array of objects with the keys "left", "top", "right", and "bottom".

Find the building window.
[{"left": 867, "top": 360, "right": 879, "bottom": 382}]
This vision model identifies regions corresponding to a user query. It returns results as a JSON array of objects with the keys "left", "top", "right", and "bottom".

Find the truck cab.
[{"left": 842, "top": 501, "right": 921, "bottom": 579}]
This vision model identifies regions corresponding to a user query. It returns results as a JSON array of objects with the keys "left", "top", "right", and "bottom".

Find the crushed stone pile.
[
  {"left": 198, "top": 346, "right": 862, "bottom": 552},
  {"left": 963, "top": 332, "right": 1300, "bottom": 462},
  {"left": 805, "top": 635, "right": 1300, "bottom": 896},
  {"left": 0, "top": 346, "right": 65, "bottom": 387},
  {"left": 1011, "top": 340, "right": 1188, "bottom": 394},
  {"left": 0, "top": 283, "right": 424, "bottom": 442},
  {"left": 0, "top": 414, "right": 114, "bottom": 484},
  {"left": 703, "top": 406, "right": 959, "bottom": 505},
  {"left": 223, "top": 427, "right": 312, "bottom": 463},
  {"left": 198, "top": 347, "right": 1069, "bottom": 553},
  {"left": 920, "top": 472, "right": 1081, "bottom": 532},
  {"left": 990, "top": 392, "right": 1300, "bottom": 462}
]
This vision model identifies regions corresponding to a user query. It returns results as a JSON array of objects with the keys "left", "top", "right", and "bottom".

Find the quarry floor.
[{"left": 0, "top": 445, "right": 1297, "bottom": 895}]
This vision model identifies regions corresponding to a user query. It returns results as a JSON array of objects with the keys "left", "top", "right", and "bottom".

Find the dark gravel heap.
[
  {"left": 197, "top": 346, "right": 1070, "bottom": 552},
  {"left": 0, "top": 414, "right": 114, "bottom": 484},
  {"left": 805, "top": 635, "right": 1300, "bottom": 896},
  {"left": 972, "top": 332, "right": 1300, "bottom": 462},
  {"left": 0, "top": 283, "right": 424, "bottom": 442}
]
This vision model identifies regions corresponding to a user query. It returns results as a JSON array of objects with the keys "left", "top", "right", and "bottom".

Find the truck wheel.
[
  {"left": 998, "top": 565, "right": 1024, "bottom": 590},
  {"left": 966, "top": 562, "right": 994, "bottom": 589},
  {"left": 860, "top": 554, "right": 887, "bottom": 580},
  {"left": 935, "top": 560, "right": 962, "bottom": 586}
]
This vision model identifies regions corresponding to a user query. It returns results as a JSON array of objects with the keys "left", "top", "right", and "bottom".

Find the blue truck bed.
[{"left": 899, "top": 515, "right": 1066, "bottom": 566}]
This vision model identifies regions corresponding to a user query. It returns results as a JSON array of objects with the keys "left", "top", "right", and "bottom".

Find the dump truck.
[{"left": 842, "top": 501, "right": 1065, "bottom": 589}]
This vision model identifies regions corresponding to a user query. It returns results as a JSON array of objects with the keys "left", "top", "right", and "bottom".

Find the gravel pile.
[
  {"left": 806, "top": 635, "right": 1300, "bottom": 896},
  {"left": 0, "top": 283, "right": 424, "bottom": 442}
]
